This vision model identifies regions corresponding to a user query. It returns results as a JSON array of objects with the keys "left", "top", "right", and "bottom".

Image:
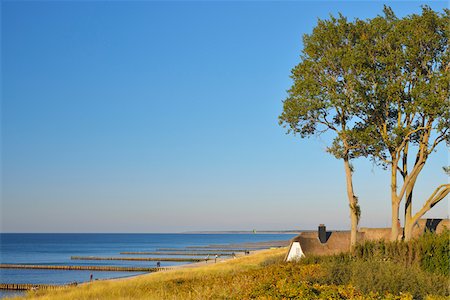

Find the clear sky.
[{"left": 1, "top": 0, "right": 448, "bottom": 233}]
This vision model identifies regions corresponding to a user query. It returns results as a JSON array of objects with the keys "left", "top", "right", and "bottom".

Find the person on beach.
[
  {"left": 156, "top": 261, "right": 161, "bottom": 268},
  {"left": 205, "top": 255, "right": 209, "bottom": 263},
  {"left": 90, "top": 274, "right": 93, "bottom": 281},
  {"left": 232, "top": 252, "right": 236, "bottom": 259},
  {"left": 214, "top": 254, "right": 218, "bottom": 263}
]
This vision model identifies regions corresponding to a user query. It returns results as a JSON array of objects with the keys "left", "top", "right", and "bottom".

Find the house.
[
  {"left": 285, "top": 226, "right": 365, "bottom": 261},
  {"left": 285, "top": 219, "right": 449, "bottom": 261}
]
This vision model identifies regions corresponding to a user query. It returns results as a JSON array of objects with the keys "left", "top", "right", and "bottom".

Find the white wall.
[{"left": 286, "top": 242, "right": 304, "bottom": 261}]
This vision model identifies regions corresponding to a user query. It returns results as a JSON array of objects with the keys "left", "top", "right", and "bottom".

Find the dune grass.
[{"left": 14, "top": 249, "right": 286, "bottom": 300}]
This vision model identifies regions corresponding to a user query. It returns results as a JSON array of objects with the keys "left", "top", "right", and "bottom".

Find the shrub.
[
  {"left": 419, "top": 229, "right": 450, "bottom": 276},
  {"left": 349, "top": 260, "right": 449, "bottom": 299},
  {"left": 351, "top": 230, "right": 450, "bottom": 276}
]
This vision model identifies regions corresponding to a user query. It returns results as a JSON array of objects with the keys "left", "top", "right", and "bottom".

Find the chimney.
[{"left": 318, "top": 224, "right": 326, "bottom": 243}]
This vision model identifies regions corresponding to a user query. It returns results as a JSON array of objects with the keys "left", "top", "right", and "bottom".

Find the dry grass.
[
  {"left": 13, "top": 248, "right": 286, "bottom": 300},
  {"left": 11, "top": 241, "right": 448, "bottom": 300}
]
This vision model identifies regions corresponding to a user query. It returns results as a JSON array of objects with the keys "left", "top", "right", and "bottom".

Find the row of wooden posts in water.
[
  {"left": 0, "top": 264, "right": 168, "bottom": 272},
  {"left": 156, "top": 248, "right": 255, "bottom": 252},
  {"left": 70, "top": 256, "right": 205, "bottom": 262},
  {"left": 0, "top": 282, "right": 78, "bottom": 291},
  {"left": 0, "top": 247, "right": 259, "bottom": 290},
  {"left": 120, "top": 251, "right": 234, "bottom": 256}
]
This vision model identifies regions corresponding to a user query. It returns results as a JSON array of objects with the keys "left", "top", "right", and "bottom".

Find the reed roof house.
[{"left": 286, "top": 219, "right": 449, "bottom": 261}]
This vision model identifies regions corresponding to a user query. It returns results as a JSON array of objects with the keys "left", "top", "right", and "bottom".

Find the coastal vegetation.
[
  {"left": 17, "top": 231, "right": 449, "bottom": 299},
  {"left": 279, "top": 6, "right": 449, "bottom": 244}
]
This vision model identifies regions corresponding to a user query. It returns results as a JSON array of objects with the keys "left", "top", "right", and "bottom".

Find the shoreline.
[
  {"left": 12, "top": 244, "right": 291, "bottom": 299},
  {"left": 0, "top": 236, "right": 294, "bottom": 298},
  {"left": 48, "top": 238, "right": 292, "bottom": 290},
  {"left": 102, "top": 238, "right": 291, "bottom": 283}
]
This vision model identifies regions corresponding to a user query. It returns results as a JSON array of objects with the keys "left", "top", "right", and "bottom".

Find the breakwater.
[
  {"left": 0, "top": 264, "right": 166, "bottom": 272},
  {"left": 157, "top": 248, "right": 248, "bottom": 252},
  {"left": 71, "top": 256, "right": 204, "bottom": 262},
  {"left": 0, "top": 283, "right": 77, "bottom": 291},
  {"left": 120, "top": 251, "right": 233, "bottom": 256}
]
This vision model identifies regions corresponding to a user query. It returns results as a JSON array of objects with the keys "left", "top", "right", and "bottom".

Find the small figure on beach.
[
  {"left": 245, "top": 250, "right": 250, "bottom": 255},
  {"left": 232, "top": 252, "right": 236, "bottom": 259},
  {"left": 156, "top": 261, "right": 161, "bottom": 268},
  {"left": 205, "top": 255, "right": 209, "bottom": 263},
  {"left": 90, "top": 273, "right": 93, "bottom": 281},
  {"left": 214, "top": 254, "right": 218, "bottom": 263}
]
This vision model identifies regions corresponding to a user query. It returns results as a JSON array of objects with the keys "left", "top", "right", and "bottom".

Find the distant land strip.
[
  {"left": 182, "top": 230, "right": 303, "bottom": 234},
  {"left": 0, "top": 264, "right": 166, "bottom": 272},
  {"left": 71, "top": 256, "right": 204, "bottom": 262},
  {"left": 120, "top": 252, "right": 234, "bottom": 256},
  {"left": 156, "top": 248, "right": 249, "bottom": 252},
  {"left": 185, "top": 239, "right": 291, "bottom": 249}
]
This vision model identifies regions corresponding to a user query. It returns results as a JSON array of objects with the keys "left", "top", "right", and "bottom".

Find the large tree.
[
  {"left": 279, "top": 15, "right": 367, "bottom": 248},
  {"left": 280, "top": 6, "right": 449, "bottom": 244},
  {"left": 356, "top": 6, "right": 449, "bottom": 240}
]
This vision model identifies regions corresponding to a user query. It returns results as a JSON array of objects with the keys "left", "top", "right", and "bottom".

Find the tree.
[
  {"left": 356, "top": 6, "right": 449, "bottom": 240},
  {"left": 280, "top": 6, "right": 449, "bottom": 244},
  {"left": 279, "top": 14, "right": 366, "bottom": 248}
]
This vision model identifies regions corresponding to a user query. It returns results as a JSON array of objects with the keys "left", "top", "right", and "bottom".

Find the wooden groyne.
[
  {"left": 186, "top": 246, "right": 264, "bottom": 250},
  {"left": 158, "top": 248, "right": 248, "bottom": 252},
  {"left": 0, "top": 283, "right": 77, "bottom": 291},
  {"left": 71, "top": 256, "right": 204, "bottom": 262},
  {"left": 0, "top": 264, "right": 167, "bottom": 272},
  {"left": 120, "top": 251, "right": 233, "bottom": 256}
]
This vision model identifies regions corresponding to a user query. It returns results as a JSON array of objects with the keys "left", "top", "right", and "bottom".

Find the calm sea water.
[{"left": 0, "top": 233, "right": 295, "bottom": 298}]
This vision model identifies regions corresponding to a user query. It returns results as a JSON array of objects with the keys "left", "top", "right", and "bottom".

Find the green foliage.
[
  {"left": 289, "top": 231, "right": 450, "bottom": 298},
  {"left": 418, "top": 229, "right": 450, "bottom": 275},
  {"left": 443, "top": 166, "right": 450, "bottom": 175},
  {"left": 348, "top": 260, "right": 448, "bottom": 299},
  {"left": 280, "top": 4, "right": 449, "bottom": 161},
  {"left": 351, "top": 229, "right": 450, "bottom": 276},
  {"left": 279, "top": 9, "right": 370, "bottom": 160}
]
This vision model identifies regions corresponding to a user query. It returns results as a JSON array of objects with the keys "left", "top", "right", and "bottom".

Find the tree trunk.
[
  {"left": 403, "top": 214, "right": 415, "bottom": 241},
  {"left": 403, "top": 186, "right": 413, "bottom": 241},
  {"left": 391, "top": 201, "right": 400, "bottom": 241},
  {"left": 404, "top": 176, "right": 418, "bottom": 241},
  {"left": 402, "top": 144, "right": 411, "bottom": 241},
  {"left": 403, "top": 159, "right": 424, "bottom": 241},
  {"left": 344, "top": 157, "right": 358, "bottom": 248},
  {"left": 390, "top": 162, "right": 400, "bottom": 241}
]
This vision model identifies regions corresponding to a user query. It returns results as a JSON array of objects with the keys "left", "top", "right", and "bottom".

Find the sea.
[{"left": 0, "top": 233, "right": 295, "bottom": 298}]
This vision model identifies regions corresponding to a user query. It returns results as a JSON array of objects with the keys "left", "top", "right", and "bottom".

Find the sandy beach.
[{"left": 104, "top": 238, "right": 291, "bottom": 282}]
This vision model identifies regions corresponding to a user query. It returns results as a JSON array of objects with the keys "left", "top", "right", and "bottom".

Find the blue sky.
[{"left": 1, "top": 1, "right": 448, "bottom": 233}]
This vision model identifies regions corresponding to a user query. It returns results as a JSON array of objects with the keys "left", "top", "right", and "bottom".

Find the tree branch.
[{"left": 411, "top": 184, "right": 450, "bottom": 224}]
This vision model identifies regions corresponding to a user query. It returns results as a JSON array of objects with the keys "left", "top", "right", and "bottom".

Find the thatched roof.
[
  {"left": 289, "top": 231, "right": 365, "bottom": 256},
  {"left": 286, "top": 218, "right": 449, "bottom": 260}
]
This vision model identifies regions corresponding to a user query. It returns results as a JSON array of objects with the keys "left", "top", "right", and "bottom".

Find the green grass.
[{"left": 351, "top": 229, "right": 450, "bottom": 276}]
